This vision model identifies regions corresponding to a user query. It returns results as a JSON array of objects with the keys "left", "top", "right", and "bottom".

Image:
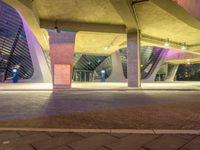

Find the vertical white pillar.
[
  {"left": 106, "top": 51, "right": 126, "bottom": 82},
  {"left": 127, "top": 32, "right": 141, "bottom": 87}
]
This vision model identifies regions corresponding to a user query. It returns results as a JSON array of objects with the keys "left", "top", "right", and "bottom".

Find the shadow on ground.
[{"left": 1, "top": 101, "right": 200, "bottom": 129}]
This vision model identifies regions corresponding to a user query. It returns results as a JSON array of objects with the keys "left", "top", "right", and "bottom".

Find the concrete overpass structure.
[{"left": 2, "top": 0, "right": 200, "bottom": 89}]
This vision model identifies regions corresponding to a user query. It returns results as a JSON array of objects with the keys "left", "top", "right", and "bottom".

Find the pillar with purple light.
[
  {"left": 127, "top": 32, "right": 141, "bottom": 88},
  {"left": 48, "top": 30, "right": 76, "bottom": 89}
]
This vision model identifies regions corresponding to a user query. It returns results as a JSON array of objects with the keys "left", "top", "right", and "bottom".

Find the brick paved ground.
[
  {"left": 0, "top": 90, "right": 197, "bottom": 120},
  {"left": 1, "top": 91, "right": 200, "bottom": 129},
  {"left": 0, "top": 131, "right": 199, "bottom": 150}
]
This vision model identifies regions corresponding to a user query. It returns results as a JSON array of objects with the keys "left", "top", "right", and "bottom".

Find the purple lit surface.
[{"left": 162, "top": 49, "right": 200, "bottom": 60}]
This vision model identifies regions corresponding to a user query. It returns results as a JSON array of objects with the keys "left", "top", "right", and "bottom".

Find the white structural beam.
[{"left": 40, "top": 19, "right": 126, "bottom": 34}]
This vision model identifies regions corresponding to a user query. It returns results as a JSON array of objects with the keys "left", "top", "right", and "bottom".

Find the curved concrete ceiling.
[
  {"left": 34, "top": 0, "right": 124, "bottom": 25},
  {"left": 3, "top": 0, "right": 200, "bottom": 56},
  {"left": 75, "top": 32, "right": 126, "bottom": 55},
  {"left": 136, "top": 1, "right": 200, "bottom": 45}
]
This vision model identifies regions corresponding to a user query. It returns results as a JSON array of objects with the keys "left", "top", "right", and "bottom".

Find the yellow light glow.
[
  {"left": 186, "top": 59, "right": 191, "bottom": 64},
  {"left": 104, "top": 47, "right": 108, "bottom": 50},
  {"left": 164, "top": 42, "right": 170, "bottom": 47}
]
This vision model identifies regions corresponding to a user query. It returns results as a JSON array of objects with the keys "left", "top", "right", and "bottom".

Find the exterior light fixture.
[
  {"left": 181, "top": 43, "right": 187, "bottom": 50},
  {"left": 164, "top": 39, "right": 170, "bottom": 47},
  {"left": 101, "top": 70, "right": 106, "bottom": 82},
  {"left": 55, "top": 27, "right": 61, "bottom": 33},
  {"left": 12, "top": 68, "right": 17, "bottom": 73},
  {"left": 101, "top": 70, "right": 105, "bottom": 74},
  {"left": 55, "top": 20, "right": 61, "bottom": 33}
]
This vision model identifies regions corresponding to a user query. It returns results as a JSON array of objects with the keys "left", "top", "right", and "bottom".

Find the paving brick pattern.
[{"left": 0, "top": 131, "right": 199, "bottom": 150}]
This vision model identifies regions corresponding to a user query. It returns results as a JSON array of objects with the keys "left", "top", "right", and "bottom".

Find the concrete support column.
[
  {"left": 127, "top": 32, "right": 141, "bottom": 87},
  {"left": 165, "top": 64, "right": 179, "bottom": 82},
  {"left": 48, "top": 30, "right": 76, "bottom": 89},
  {"left": 106, "top": 50, "right": 126, "bottom": 82}
]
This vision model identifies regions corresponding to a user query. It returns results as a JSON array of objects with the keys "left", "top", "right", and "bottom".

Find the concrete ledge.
[
  {"left": 153, "top": 129, "right": 200, "bottom": 135},
  {"left": 1, "top": 88, "right": 200, "bottom": 92},
  {"left": 111, "top": 129, "right": 154, "bottom": 134},
  {"left": 0, "top": 128, "right": 199, "bottom": 135},
  {"left": 1, "top": 82, "right": 200, "bottom": 91}
]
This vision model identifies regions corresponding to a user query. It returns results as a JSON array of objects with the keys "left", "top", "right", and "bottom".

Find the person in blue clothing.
[
  {"left": 100, "top": 70, "right": 106, "bottom": 82},
  {"left": 12, "top": 64, "right": 20, "bottom": 83}
]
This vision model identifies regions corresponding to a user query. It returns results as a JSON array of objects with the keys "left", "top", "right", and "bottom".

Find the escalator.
[
  {"left": 119, "top": 47, "right": 167, "bottom": 81},
  {"left": 141, "top": 46, "right": 153, "bottom": 68},
  {"left": 141, "top": 47, "right": 168, "bottom": 81}
]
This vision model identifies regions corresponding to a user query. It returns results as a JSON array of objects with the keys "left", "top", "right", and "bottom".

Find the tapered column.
[
  {"left": 165, "top": 64, "right": 179, "bottom": 82},
  {"left": 127, "top": 32, "right": 141, "bottom": 87},
  {"left": 48, "top": 30, "right": 76, "bottom": 89},
  {"left": 106, "top": 51, "right": 126, "bottom": 82}
]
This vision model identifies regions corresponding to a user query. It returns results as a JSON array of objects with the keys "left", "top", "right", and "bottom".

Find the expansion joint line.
[
  {"left": 177, "top": 135, "right": 199, "bottom": 150},
  {"left": 130, "top": 0, "right": 150, "bottom": 31},
  {"left": 132, "top": 0, "right": 149, "bottom": 5}
]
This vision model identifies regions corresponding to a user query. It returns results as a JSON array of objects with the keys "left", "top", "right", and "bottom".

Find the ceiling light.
[
  {"left": 164, "top": 42, "right": 169, "bottom": 47},
  {"left": 181, "top": 46, "right": 186, "bottom": 50},
  {"left": 164, "top": 39, "right": 170, "bottom": 47},
  {"left": 104, "top": 47, "right": 108, "bottom": 50},
  {"left": 186, "top": 59, "right": 190, "bottom": 64},
  {"left": 181, "top": 44, "right": 187, "bottom": 50}
]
